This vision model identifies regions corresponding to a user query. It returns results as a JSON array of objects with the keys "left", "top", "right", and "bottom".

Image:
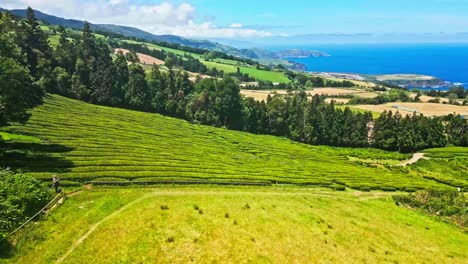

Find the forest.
[{"left": 1, "top": 9, "right": 467, "bottom": 154}]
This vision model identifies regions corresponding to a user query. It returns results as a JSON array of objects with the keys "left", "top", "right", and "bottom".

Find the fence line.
[{"left": 4, "top": 190, "right": 64, "bottom": 239}]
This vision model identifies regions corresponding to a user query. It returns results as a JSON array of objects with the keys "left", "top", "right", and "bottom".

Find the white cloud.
[
  {"left": 2, "top": 0, "right": 273, "bottom": 39},
  {"left": 229, "top": 23, "right": 243, "bottom": 28}
]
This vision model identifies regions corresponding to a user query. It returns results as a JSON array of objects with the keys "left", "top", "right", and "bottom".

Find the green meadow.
[
  {"left": 202, "top": 61, "right": 291, "bottom": 83},
  {"left": 5, "top": 187, "right": 467, "bottom": 264}
]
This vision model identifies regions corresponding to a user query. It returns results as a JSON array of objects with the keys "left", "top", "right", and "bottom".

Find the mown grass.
[
  {"left": 122, "top": 39, "right": 202, "bottom": 58},
  {"left": 0, "top": 94, "right": 453, "bottom": 191},
  {"left": 335, "top": 105, "right": 381, "bottom": 118},
  {"left": 6, "top": 187, "right": 467, "bottom": 263},
  {"left": 202, "top": 61, "right": 291, "bottom": 83}
]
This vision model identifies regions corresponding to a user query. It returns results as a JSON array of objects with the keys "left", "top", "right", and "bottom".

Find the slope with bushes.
[{"left": 0, "top": 94, "right": 453, "bottom": 191}]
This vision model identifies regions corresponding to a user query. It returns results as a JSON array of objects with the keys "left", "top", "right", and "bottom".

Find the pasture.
[
  {"left": 6, "top": 187, "right": 467, "bottom": 264},
  {"left": 202, "top": 61, "right": 291, "bottom": 83},
  {"left": 0, "top": 94, "right": 452, "bottom": 191}
]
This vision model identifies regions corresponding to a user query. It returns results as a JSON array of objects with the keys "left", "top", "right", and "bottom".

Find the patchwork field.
[
  {"left": 0, "top": 94, "right": 453, "bottom": 191},
  {"left": 240, "top": 88, "right": 379, "bottom": 102},
  {"left": 353, "top": 103, "right": 468, "bottom": 117},
  {"left": 114, "top": 48, "right": 164, "bottom": 65},
  {"left": 376, "top": 74, "right": 436, "bottom": 81},
  {"left": 5, "top": 187, "right": 467, "bottom": 264}
]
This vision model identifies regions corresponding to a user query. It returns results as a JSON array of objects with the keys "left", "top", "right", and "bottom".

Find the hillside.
[
  {"left": 3, "top": 7, "right": 312, "bottom": 66},
  {"left": 5, "top": 187, "right": 467, "bottom": 263},
  {"left": 0, "top": 94, "right": 457, "bottom": 191}
]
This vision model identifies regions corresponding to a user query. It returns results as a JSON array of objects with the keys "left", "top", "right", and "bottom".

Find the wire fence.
[{"left": 2, "top": 190, "right": 65, "bottom": 240}]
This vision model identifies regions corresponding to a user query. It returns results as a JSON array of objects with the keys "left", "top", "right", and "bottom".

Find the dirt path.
[
  {"left": 54, "top": 193, "right": 154, "bottom": 264},
  {"left": 399, "top": 153, "right": 426, "bottom": 166}
]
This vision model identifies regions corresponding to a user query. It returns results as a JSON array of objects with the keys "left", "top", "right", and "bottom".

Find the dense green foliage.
[
  {"left": 1, "top": 9, "right": 466, "bottom": 153},
  {"left": 425, "top": 86, "right": 468, "bottom": 105},
  {"left": 348, "top": 90, "right": 413, "bottom": 105},
  {"left": 394, "top": 189, "right": 467, "bottom": 228},
  {"left": 0, "top": 170, "right": 51, "bottom": 239},
  {"left": 0, "top": 95, "right": 453, "bottom": 191},
  {"left": 409, "top": 147, "right": 468, "bottom": 189},
  {"left": 373, "top": 111, "right": 452, "bottom": 153},
  {"left": 0, "top": 11, "right": 44, "bottom": 126}
]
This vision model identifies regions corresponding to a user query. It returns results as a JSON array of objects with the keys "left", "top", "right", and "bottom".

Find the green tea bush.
[
  {"left": 0, "top": 95, "right": 453, "bottom": 191},
  {"left": 394, "top": 189, "right": 467, "bottom": 228}
]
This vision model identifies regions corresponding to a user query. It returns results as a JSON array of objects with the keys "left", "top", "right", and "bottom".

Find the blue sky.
[
  {"left": 3, "top": 0, "right": 468, "bottom": 39},
  {"left": 187, "top": 0, "right": 468, "bottom": 34}
]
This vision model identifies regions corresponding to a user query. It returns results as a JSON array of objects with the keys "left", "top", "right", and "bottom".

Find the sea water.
[{"left": 283, "top": 43, "right": 468, "bottom": 89}]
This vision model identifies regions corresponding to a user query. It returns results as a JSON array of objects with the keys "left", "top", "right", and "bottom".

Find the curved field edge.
[
  {"left": 0, "top": 94, "right": 456, "bottom": 191},
  {"left": 5, "top": 187, "right": 467, "bottom": 264}
]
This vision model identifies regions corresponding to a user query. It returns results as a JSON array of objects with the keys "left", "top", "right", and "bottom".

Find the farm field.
[
  {"left": 0, "top": 94, "right": 453, "bottom": 191},
  {"left": 353, "top": 103, "right": 468, "bottom": 117},
  {"left": 240, "top": 88, "right": 379, "bottom": 102},
  {"left": 120, "top": 40, "right": 291, "bottom": 83},
  {"left": 6, "top": 187, "right": 467, "bottom": 264},
  {"left": 202, "top": 61, "right": 291, "bottom": 83},
  {"left": 114, "top": 48, "right": 164, "bottom": 65},
  {"left": 376, "top": 74, "right": 436, "bottom": 81}
]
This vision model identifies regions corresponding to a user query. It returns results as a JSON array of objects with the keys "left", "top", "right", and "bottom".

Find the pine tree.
[{"left": 125, "top": 64, "right": 149, "bottom": 110}]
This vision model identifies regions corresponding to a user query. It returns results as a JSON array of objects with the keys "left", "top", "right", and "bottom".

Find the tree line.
[{"left": 1, "top": 9, "right": 466, "bottom": 154}]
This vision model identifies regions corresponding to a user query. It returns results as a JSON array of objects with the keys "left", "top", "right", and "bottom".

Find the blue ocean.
[{"left": 284, "top": 44, "right": 468, "bottom": 88}]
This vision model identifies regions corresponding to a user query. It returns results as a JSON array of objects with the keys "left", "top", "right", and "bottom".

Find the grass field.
[
  {"left": 5, "top": 187, "right": 467, "bottom": 264},
  {"left": 0, "top": 94, "right": 453, "bottom": 191},
  {"left": 202, "top": 61, "right": 291, "bottom": 83}
]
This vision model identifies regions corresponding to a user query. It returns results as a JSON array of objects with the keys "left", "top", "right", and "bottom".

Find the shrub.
[
  {"left": 0, "top": 170, "right": 51, "bottom": 240},
  {"left": 60, "top": 180, "right": 81, "bottom": 187},
  {"left": 330, "top": 184, "right": 346, "bottom": 191},
  {"left": 393, "top": 189, "right": 467, "bottom": 228}
]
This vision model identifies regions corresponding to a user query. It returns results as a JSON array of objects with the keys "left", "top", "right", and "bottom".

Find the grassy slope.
[
  {"left": 202, "top": 61, "right": 291, "bottom": 83},
  {"left": 6, "top": 187, "right": 467, "bottom": 264},
  {"left": 121, "top": 39, "right": 291, "bottom": 83},
  {"left": 0, "top": 95, "right": 451, "bottom": 191}
]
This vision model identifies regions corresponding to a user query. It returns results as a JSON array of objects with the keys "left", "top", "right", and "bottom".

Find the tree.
[
  {"left": 90, "top": 41, "right": 115, "bottom": 105},
  {"left": 71, "top": 59, "right": 91, "bottom": 100},
  {"left": 112, "top": 51, "right": 129, "bottom": 106},
  {"left": 125, "top": 64, "right": 149, "bottom": 110},
  {"left": 0, "top": 13, "right": 43, "bottom": 126},
  {"left": 19, "top": 8, "right": 54, "bottom": 91},
  {"left": 217, "top": 77, "right": 243, "bottom": 129}
]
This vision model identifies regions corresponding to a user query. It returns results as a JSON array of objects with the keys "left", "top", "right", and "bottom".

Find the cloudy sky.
[{"left": 2, "top": 0, "right": 468, "bottom": 39}]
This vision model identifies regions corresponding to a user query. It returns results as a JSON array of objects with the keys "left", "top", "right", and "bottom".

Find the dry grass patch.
[
  {"left": 114, "top": 48, "right": 164, "bottom": 65},
  {"left": 354, "top": 103, "right": 468, "bottom": 117}
]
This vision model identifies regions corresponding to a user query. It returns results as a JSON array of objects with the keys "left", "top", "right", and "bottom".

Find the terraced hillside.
[{"left": 0, "top": 94, "right": 452, "bottom": 191}]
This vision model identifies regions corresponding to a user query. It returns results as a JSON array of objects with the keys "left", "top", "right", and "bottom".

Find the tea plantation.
[{"left": 0, "top": 94, "right": 454, "bottom": 191}]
